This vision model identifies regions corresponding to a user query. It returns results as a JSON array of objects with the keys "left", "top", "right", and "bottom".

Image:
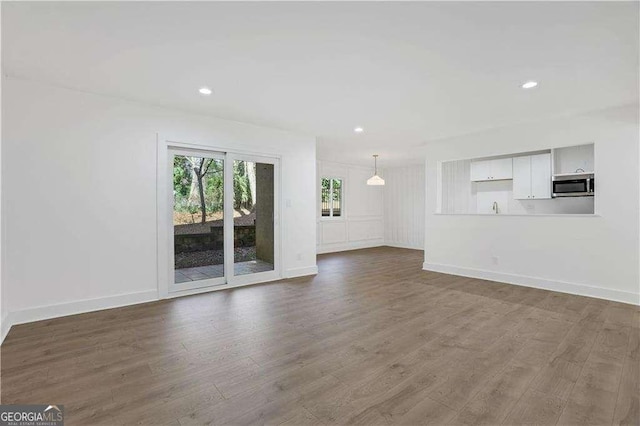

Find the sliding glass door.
[
  {"left": 168, "top": 148, "right": 279, "bottom": 292},
  {"left": 230, "top": 157, "right": 276, "bottom": 278},
  {"left": 171, "top": 149, "right": 226, "bottom": 291}
]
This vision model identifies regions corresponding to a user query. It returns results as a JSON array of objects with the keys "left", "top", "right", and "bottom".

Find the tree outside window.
[{"left": 321, "top": 177, "right": 342, "bottom": 217}]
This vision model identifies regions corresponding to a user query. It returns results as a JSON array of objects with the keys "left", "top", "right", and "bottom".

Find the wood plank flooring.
[{"left": 1, "top": 247, "right": 638, "bottom": 425}]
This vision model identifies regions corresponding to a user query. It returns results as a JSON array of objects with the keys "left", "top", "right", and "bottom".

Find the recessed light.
[
  {"left": 521, "top": 81, "right": 538, "bottom": 89},
  {"left": 199, "top": 87, "right": 212, "bottom": 95},
  {"left": 354, "top": 127, "right": 364, "bottom": 133}
]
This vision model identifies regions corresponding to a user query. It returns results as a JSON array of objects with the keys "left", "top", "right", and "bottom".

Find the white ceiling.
[{"left": 3, "top": 2, "right": 638, "bottom": 166}]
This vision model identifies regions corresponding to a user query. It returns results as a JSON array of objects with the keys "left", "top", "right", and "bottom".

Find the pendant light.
[{"left": 367, "top": 154, "right": 385, "bottom": 186}]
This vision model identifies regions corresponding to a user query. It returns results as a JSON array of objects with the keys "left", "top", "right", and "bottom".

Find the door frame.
[
  {"left": 156, "top": 136, "right": 282, "bottom": 299},
  {"left": 226, "top": 152, "right": 281, "bottom": 287},
  {"left": 168, "top": 147, "right": 227, "bottom": 293}
]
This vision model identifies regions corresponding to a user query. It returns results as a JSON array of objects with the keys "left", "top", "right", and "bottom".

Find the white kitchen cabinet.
[
  {"left": 470, "top": 160, "right": 492, "bottom": 181},
  {"left": 490, "top": 158, "right": 513, "bottom": 180},
  {"left": 513, "top": 153, "right": 551, "bottom": 199},
  {"left": 512, "top": 156, "right": 531, "bottom": 199},
  {"left": 531, "top": 153, "right": 551, "bottom": 198},
  {"left": 470, "top": 158, "right": 513, "bottom": 181}
]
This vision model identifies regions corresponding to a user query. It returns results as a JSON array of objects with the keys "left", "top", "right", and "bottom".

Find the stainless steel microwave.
[{"left": 552, "top": 173, "right": 594, "bottom": 197}]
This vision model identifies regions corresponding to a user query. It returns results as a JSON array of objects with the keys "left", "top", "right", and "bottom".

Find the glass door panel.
[
  {"left": 172, "top": 153, "right": 225, "bottom": 287},
  {"left": 232, "top": 160, "right": 275, "bottom": 276}
]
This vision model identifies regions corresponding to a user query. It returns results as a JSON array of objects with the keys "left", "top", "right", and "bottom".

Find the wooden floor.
[{"left": 1, "top": 247, "right": 638, "bottom": 425}]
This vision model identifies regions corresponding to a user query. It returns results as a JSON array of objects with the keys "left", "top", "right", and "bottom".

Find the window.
[{"left": 321, "top": 178, "right": 342, "bottom": 217}]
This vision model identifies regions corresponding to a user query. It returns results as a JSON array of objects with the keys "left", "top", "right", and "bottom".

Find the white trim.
[
  {"left": 157, "top": 134, "right": 170, "bottom": 298},
  {"left": 317, "top": 240, "right": 384, "bottom": 254},
  {"left": 6, "top": 290, "right": 159, "bottom": 329},
  {"left": 1, "top": 270, "right": 320, "bottom": 337},
  {"left": 423, "top": 262, "right": 639, "bottom": 306},
  {"left": 223, "top": 151, "right": 235, "bottom": 289},
  {"left": 284, "top": 266, "right": 319, "bottom": 278},
  {"left": 1, "top": 312, "right": 11, "bottom": 345},
  {"left": 230, "top": 268, "right": 279, "bottom": 286},
  {"left": 384, "top": 242, "right": 424, "bottom": 250},
  {"left": 163, "top": 277, "right": 281, "bottom": 299},
  {"left": 316, "top": 159, "right": 377, "bottom": 172},
  {"left": 433, "top": 213, "right": 600, "bottom": 218},
  {"left": 151, "top": 265, "right": 317, "bottom": 300},
  {"left": 226, "top": 152, "right": 282, "bottom": 287},
  {"left": 168, "top": 148, "right": 227, "bottom": 293},
  {"left": 172, "top": 275, "right": 227, "bottom": 293},
  {"left": 319, "top": 175, "right": 345, "bottom": 220}
]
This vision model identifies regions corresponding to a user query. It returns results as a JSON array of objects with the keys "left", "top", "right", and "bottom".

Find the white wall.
[
  {"left": 316, "top": 161, "right": 384, "bottom": 253},
  {"left": 383, "top": 165, "right": 425, "bottom": 249},
  {"left": 424, "top": 105, "right": 640, "bottom": 305},
  {"left": 1, "top": 77, "right": 317, "bottom": 331},
  {"left": 0, "top": 18, "right": 5, "bottom": 341}
]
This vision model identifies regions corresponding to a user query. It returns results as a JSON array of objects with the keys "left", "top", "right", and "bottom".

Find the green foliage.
[
  {"left": 173, "top": 156, "right": 191, "bottom": 198},
  {"left": 321, "top": 177, "right": 330, "bottom": 194},
  {"left": 332, "top": 178, "right": 342, "bottom": 201},
  {"left": 320, "top": 178, "right": 342, "bottom": 202},
  {"left": 173, "top": 156, "right": 255, "bottom": 215},
  {"left": 173, "top": 156, "right": 223, "bottom": 214},
  {"left": 205, "top": 159, "right": 224, "bottom": 212},
  {"left": 233, "top": 160, "right": 252, "bottom": 209},
  {"left": 320, "top": 177, "right": 342, "bottom": 217}
]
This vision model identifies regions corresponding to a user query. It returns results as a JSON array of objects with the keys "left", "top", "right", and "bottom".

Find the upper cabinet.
[
  {"left": 491, "top": 158, "right": 513, "bottom": 180},
  {"left": 470, "top": 158, "right": 513, "bottom": 181},
  {"left": 512, "top": 156, "right": 531, "bottom": 199},
  {"left": 469, "top": 160, "right": 491, "bottom": 181},
  {"left": 513, "top": 153, "right": 551, "bottom": 199}
]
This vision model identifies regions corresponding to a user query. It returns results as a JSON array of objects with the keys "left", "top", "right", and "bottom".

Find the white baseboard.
[
  {"left": 284, "top": 265, "right": 319, "bottom": 278},
  {"left": 423, "top": 262, "right": 639, "bottom": 306},
  {"left": 0, "top": 267, "right": 321, "bottom": 344},
  {"left": 1, "top": 312, "right": 11, "bottom": 345},
  {"left": 384, "top": 242, "right": 424, "bottom": 250},
  {"left": 317, "top": 240, "right": 384, "bottom": 254},
  {"left": 7, "top": 289, "right": 159, "bottom": 331},
  {"left": 0, "top": 267, "right": 322, "bottom": 345}
]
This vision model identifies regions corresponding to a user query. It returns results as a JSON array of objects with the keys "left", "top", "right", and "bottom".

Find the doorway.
[{"left": 166, "top": 147, "right": 280, "bottom": 294}]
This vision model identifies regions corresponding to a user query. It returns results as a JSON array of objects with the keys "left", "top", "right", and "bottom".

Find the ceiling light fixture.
[
  {"left": 199, "top": 87, "right": 213, "bottom": 95},
  {"left": 521, "top": 81, "right": 538, "bottom": 89},
  {"left": 354, "top": 127, "right": 364, "bottom": 133},
  {"left": 367, "top": 155, "right": 385, "bottom": 186}
]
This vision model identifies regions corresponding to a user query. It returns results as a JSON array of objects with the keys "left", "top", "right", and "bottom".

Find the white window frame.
[{"left": 320, "top": 176, "right": 344, "bottom": 220}]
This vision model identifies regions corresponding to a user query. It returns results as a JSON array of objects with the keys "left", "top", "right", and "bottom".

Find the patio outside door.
[
  {"left": 168, "top": 148, "right": 279, "bottom": 293},
  {"left": 227, "top": 154, "right": 278, "bottom": 285}
]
